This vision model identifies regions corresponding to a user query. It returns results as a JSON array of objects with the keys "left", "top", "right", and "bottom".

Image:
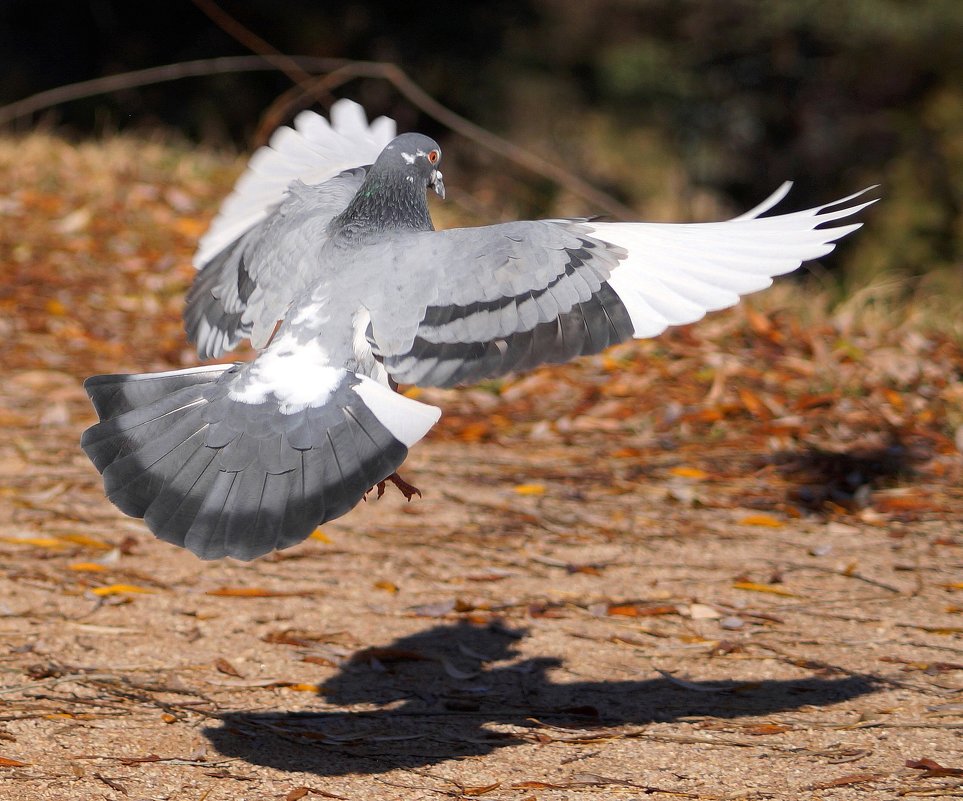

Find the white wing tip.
[
  {"left": 353, "top": 378, "right": 441, "bottom": 448},
  {"left": 193, "top": 100, "right": 398, "bottom": 270},
  {"left": 731, "top": 181, "right": 794, "bottom": 221}
]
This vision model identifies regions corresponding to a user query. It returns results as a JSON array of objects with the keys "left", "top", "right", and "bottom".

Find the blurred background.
[{"left": 1, "top": 0, "right": 961, "bottom": 289}]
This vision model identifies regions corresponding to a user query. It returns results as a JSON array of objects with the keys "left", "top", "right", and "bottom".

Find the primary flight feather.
[{"left": 82, "top": 99, "right": 876, "bottom": 560}]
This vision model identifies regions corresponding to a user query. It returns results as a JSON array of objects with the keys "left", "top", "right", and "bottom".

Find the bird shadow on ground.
[
  {"left": 767, "top": 433, "right": 929, "bottom": 511},
  {"left": 204, "top": 620, "right": 879, "bottom": 777}
]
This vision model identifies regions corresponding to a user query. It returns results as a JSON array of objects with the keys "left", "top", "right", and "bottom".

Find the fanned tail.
[{"left": 81, "top": 363, "right": 439, "bottom": 560}]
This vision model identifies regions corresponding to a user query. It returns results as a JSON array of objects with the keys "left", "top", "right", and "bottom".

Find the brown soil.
[{"left": 1, "top": 135, "right": 961, "bottom": 800}]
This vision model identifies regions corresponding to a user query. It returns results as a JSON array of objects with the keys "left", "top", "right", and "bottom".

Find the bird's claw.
[{"left": 365, "top": 472, "right": 422, "bottom": 502}]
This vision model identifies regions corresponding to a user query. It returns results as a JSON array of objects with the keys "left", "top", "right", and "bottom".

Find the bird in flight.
[{"left": 81, "top": 100, "right": 876, "bottom": 560}]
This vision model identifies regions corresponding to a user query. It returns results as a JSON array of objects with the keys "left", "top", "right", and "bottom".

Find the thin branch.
[
  {"left": 190, "top": 1, "right": 635, "bottom": 217},
  {"left": 259, "top": 64, "right": 638, "bottom": 219},
  {"left": 0, "top": 59, "right": 635, "bottom": 217},
  {"left": 188, "top": 0, "right": 317, "bottom": 88},
  {"left": 0, "top": 55, "right": 346, "bottom": 128}
]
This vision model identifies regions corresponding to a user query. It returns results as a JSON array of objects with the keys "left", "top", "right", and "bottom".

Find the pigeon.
[{"left": 81, "top": 100, "right": 876, "bottom": 561}]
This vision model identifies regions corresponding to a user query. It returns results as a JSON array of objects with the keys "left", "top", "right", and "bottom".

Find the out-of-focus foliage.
[
  {"left": 493, "top": 1, "right": 963, "bottom": 285},
  {"left": 0, "top": 0, "right": 960, "bottom": 284}
]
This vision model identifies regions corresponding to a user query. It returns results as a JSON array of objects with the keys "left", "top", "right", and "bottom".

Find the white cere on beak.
[{"left": 430, "top": 169, "right": 445, "bottom": 199}]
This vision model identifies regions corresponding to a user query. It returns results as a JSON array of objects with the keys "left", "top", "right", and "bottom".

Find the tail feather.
[
  {"left": 81, "top": 364, "right": 440, "bottom": 560},
  {"left": 85, "top": 365, "right": 233, "bottom": 419},
  {"left": 283, "top": 448, "right": 326, "bottom": 545},
  {"left": 143, "top": 437, "right": 220, "bottom": 539},
  {"left": 186, "top": 469, "right": 240, "bottom": 558},
  {"left": 100, "top": 407, "right": 211, "bottom": 513},
  {"left": 145, "top": 448, "right": 222, "bottom": 551},
  {"left": 81, "top": 382, "right": 218, "bottom": 473}
]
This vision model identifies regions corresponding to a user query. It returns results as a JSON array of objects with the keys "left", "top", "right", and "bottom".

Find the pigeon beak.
[{"left": 430, "top": 169, "right": 445, "bottom": 200}]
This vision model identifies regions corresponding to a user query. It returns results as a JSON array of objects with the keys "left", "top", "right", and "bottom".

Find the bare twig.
[
  {"left": 190, "top": 0, "right": 635, "bottom": 216},
  {"left": 0, "top": 56, "right": 635, "bottom": 219},
  {"left": 0, "top": 55, "right": 346, "bottom": 128},
  {"left": 188, "top": 0, "right": 319, "bottom": 90},
  {"left": 259, "top": 63, "right": 638, "bottom": 219}
]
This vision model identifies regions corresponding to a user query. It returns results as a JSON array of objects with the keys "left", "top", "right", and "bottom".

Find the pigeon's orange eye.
[{"left": 427, "top": 149, "right": 439, "bottom": 164}]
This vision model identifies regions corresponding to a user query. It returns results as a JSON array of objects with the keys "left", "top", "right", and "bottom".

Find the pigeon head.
[
  {"left": 376, "top": 133, "right": 445, "bottom": 200},
  {"left": 333, "top": 133, "right": 445, "bottom": 237}
]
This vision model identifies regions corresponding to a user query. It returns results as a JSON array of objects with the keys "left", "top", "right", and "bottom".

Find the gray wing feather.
[
  {"left": 362, "top": 221, "right": 631, "bottom": 387},
  {"left": 185, "top": 170, "right": 367, "bottom": 359}
]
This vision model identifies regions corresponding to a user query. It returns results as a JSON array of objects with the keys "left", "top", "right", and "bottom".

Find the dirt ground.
[{"left": 1, "top": 136, "right": 962, "bottom": 800}]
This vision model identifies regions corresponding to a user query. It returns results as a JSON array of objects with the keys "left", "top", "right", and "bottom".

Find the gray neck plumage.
[{"left": 332, "top": 171, "right": 434, "bottom": 241}]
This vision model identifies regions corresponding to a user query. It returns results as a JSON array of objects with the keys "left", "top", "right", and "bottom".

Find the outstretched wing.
[
  {"left": 186, "top": 172, "right": 366, "bottom": 359},
  {"left": 194, "top": 99, "right": 395, "bottom": 268},
  {"left": 362, "top": 184, "right": 876, "bottom": 387},
  {"left": 186, "top": 100, "right": 396, "bottom": 359}
]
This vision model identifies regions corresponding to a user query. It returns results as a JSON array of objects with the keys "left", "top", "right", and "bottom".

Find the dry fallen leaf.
[
  {"left": 68, "top": 562, "right": 108, "bottom": 572},
  {"left": 0, "top": 535, "right": 66, "bottom": 549},
  {"left": 58, "top": 533, "right": 111, "bottom": 549},
  {"left": 90, "top": 584, "right": 155, "bottom": 596},
  {"left": 214, "top": 658, "right": 243, "bottom": 678},
  {"left": 669, "top": 466, "right": 708, "bottom": 479},
  {"left": 732, "top": 581, "right": 799, "bottom": 597},
  {"left": 809, "top": 772, "right": 884, "bottom": 790},
  {"left": 459, "top": 782, "right": 501, "bottom": 796},
  {"left": 607, "top": 603, "right": 677, "bottom": 617},
  {"left": 205, "top": 587, "right": 321, "bottom": 598},
  {"left": 738, "top": 514, "right": 785, "bottom": 527},
  {"left": 743, "top": 723, "right": 793, "bottom": 735},
  {"left": 906, "top": 757, "right": 963, "bottom": 777}
]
